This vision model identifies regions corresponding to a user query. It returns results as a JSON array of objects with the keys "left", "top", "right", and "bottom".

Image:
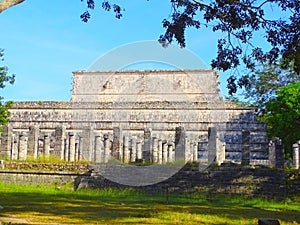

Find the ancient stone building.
[{"left": 0, "top": 69, "right": 269, "bottom": 165}]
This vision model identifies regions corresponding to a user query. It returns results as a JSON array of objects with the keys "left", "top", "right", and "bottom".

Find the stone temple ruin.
[{"left": 0, "top": 69, "right": 276, "bottom": 166}]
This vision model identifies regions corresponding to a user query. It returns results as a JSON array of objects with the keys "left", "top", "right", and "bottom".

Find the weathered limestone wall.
[
  {"left": 0, "top": 123, "right": 273, "bottom": 166},
  {"left": 78, "top": 166, "right": 288, "bottom": 199},
  {"left": 1, "top": 164, "right": 299, "bottom": 199},
  {"left": 1, "top": 70, "right": 271, "bottom": 165},
  {"left": 0, "top": 170, "right": 80, "bottom": 186}
]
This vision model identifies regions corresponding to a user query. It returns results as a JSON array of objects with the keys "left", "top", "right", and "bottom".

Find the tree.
[
  {"left": 1, "top": 0, "right": 299, "bottom": 94},
  {"left": 243, "top": 62, "right": 300, "bottom": 115},
  {"left": 0, "top": 49, "right": 15, "bottom": 127},
  {"left": 260, "top": 82, "right": 300, "bottom": 158},
  {"left": 0, "top": 0, "right": 24, "bottom": 13}
]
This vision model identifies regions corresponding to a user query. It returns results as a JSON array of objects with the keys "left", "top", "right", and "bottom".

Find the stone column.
[
  {"left": 185, "top": 138, "right": 191, "bottom": 163},
  {"left": 144, "top": 128, "right": 152, "bottom": 162},
  {"left": 75, "top": 140, "right": 79, "bottom": 161},
  {"left": 162, "top": 141, "right": 168, "bottom": 164},
  {"left": 269, "top": 137, "right": 284, "bottom": 168},
  {"left": 79, "top": 127, "right": 94, "bottom": 162},
  {"left": 18, "top": 132, "right": 28, "bottom": 160},
  {"left": 43, "top": 134, "right": 51, "bottom": 158},
  {"left": 12, "top": 135, "right": 18, "bottom": 160},
  {"left": 0, "top": 125, "right": 12, "bottom": 159},
  {"left": 104, "top": 134, "right": 111, "bottom": 163},
  {"left": 94, "top": 135, "right": 102, "bottom": 163},
  {"left": 54, "top": 126, "right": 66, "bottom": 160},
  {"left": 241, "top": 130, "right": 250, "bottom": 166},
  {"left": 217, "top": 135, "right": 225, "bottom": 165},
  {"left": 152, "top": 137, "right": 158, "bottom": 163},
  {"left": 64, "top": 136, "right": 69, "bottom": 161},
  {"left": 130, "top": 137, "right": 137, "bottom": 162},
  {"left": 27, "top": 126, "right": 39, "bottom": 159},
  {"left": 167, "top": 142, "right": 173, "bottom": 163},
  {"left": 293, "top": 141, "right": 300, "bottom": 169},
  {"left": 158, "top": 139, "right": 163, "bottom": 164},
  {"left": 75, "top": 136, "right": 81, "bottom": 161},
  {"left": 175, "top": 126, "right": 186, "bottom": 163},
  {"left": 193, "top": 142, "right": 198, "bottom": 162},
  {"left": 112, "top": 127, "right": 122, "bottom": 160},
  {"left": 136, "top": 140, "right": 142, "bottom": 161},
  {"left": 68, "top": 132, "right": 76, "bottom": 162},
  {"left": 208, "top": 127, "right": 225, "bottom": 165},
  {"left": 123, "top": 135, "right": 129, "bottom": 163},
  {"left": 207, "top": 127, "right": 216, "bottom": 164}
]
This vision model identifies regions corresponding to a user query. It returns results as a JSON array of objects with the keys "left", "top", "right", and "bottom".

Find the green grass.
[
  {"left": 5, "top": 155, "right": 88, "bottom": 164},
  {"left": 0, "top": 182, "right": 299, "bottom": 225}
]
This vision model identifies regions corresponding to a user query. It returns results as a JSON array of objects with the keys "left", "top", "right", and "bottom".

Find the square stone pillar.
[
  {"left": 208, "top": 127, "right": 225, "bottom": 166},
  {"left": 152, "top": 137, "right": 158, "bottom": 163},
  {"left": 68, "top": 132, "right": 76, "bottom": 162},
  {"left": 0, "top": 125, "right": 12, "bottom": 159},
  {"left": 293, "top": 141, "right": 300, "bottom": 169},
  {"left": 158, "top": 139, "right": 163, "bottom": 164},
  {"left": 104, "top": 134, "right": 111, "bottom": 163},
  {"left": 79, "top": 127, "right": 94, "bottom": 161},
  {"left": 241, "top": 130, "right": 250, "bottom": 166},
  {"left": 18, "top": 132, "right": 28, "bottom": 160},
  {"left": 130, "top": 137, "right": 137, "bottom": 162},
  {"left": 136, "top": 140, "right": 142, "bottom": 161},
  {"left": 94, "top": 135, "right": 102, "bottom": 163},
  {"left": 208, "top": 127, "right": 217, "bottom": 164},
  {"left": 193, "top": 142, "right": 198, "bottom": 162},
  {"left": 143, "top": 128, "right": 152, "bottom": 161},
  {"left": 167, "top": 142, "right": 174, "bottom": 163},
  {"left": 43, "top": 133, "right": 51, "bottom": 158},
  {"left": 112, "top": 127, "right": 122, "bottom": 160},
  {"left": 175, "top": 126, "right": 186, "bottom": 163},
  {"left": 27, "top": 126, "right": 39, "bottom": 159},
  {"left": 54, "top": 126, "right": 66, "bottom": 160},
  {"left": 162, "top": 141, "right": 168, "bottom": 164},
  {"left": 12, "top": 135, "right": 18, "bottom": 160},
  {"left": 123, "top": 135, "right": 129, "bottom": 163},
  {"left": 269, "top": 137, "right": 285, "bottom": 168},
  {"left": 75, "top": 140, "right": 80, "bottom": 161}
]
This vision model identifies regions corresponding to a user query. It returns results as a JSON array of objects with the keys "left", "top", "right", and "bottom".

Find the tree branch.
[{"left": 0, "top": 0, "right": 25, "bottom": 13}]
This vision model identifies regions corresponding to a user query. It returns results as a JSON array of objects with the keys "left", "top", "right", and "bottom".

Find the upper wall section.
[{"left": 71, "top": 70, "right": 222, "bottom": 103}]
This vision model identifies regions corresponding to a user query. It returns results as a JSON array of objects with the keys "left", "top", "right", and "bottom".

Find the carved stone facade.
[{"left": 1, "top": 70, "right": 269, "bottom": 165}]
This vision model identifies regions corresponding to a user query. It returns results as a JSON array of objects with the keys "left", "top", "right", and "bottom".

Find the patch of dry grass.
[{"left": 0, "top": 183, "right": 299, "bottom": 224}]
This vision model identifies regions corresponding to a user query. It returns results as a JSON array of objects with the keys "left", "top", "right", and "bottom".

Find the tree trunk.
[{"left": 0, "top": 0, "right": 25, "bottom": 13}]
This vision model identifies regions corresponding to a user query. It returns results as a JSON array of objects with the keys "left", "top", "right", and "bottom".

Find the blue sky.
[{"left": 0, "top": 0, "right": 245, "bottom": 101}]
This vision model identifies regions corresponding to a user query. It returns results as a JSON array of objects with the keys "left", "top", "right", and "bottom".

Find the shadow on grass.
[{"left": 0, "top": 189, "right": 299, "bottom": 224}]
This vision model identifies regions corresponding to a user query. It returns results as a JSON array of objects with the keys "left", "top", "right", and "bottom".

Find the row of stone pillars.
[
  {"left": 0, "top": 125, "right": 82, "bottom": 162},
  {"left": 93, "top": 127, "right": 198, "bottom": 164},
  {"left": 207, "top": 129, "right": 288, "bottom": 168},
  {"left": 1, "top": 125, "right": 299, "bottom": 168},
  {"left": 94, "top": 135, "right": 178, "bottom": 164},
  {"left": 293, "top": 141, "right": 300, "bottom": 169}
]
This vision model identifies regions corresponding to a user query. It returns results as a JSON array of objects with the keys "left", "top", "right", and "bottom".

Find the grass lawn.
[{"left": 0, "top": 182, "right": 299, "bottom": 225}]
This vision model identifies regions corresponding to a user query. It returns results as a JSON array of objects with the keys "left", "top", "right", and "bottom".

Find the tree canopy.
[
  {"left": 0, "top": 1, "right": 299, "bottom": 94},
  {"left": 260, "top": 82, "right": 300, "bottom": 157},
  {"left": 243, "top": 62, "right": 300, "bottom": 115},
  {"left": 0, "top": 49, "right": 14, "bottom": 127},
  {"left": 79, "top": 0, "right": 300, "bottom": 94}
]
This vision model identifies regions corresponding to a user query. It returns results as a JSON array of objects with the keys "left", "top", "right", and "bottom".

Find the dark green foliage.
[
  {"left": 0, "top": 49, "right": 15, "bottom": 128},
  {"left": 244, "top": 63, "right": 300, "bottom": 115},
  {"left": 242, "top": 63, "right": 299, "bottom": 157},
  {"left": 80, "top": 0, "right": 299, "bottom": 94},
  {"left": 260, "top": 82, "right": 300, "bottom": 157}
]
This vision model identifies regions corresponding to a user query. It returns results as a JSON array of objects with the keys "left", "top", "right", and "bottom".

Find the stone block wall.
[
  {"left": 76, "top": 165, "right": 288, "bottom": 199},
  {"left": 1, "top": 70, "right": 272, "bottom": 166},
  {"left": 1, "top": 164, "right": 297, "bottom": 199},
  {"left": 0, "top": 123, "right": 273, "bottom": 167}
]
